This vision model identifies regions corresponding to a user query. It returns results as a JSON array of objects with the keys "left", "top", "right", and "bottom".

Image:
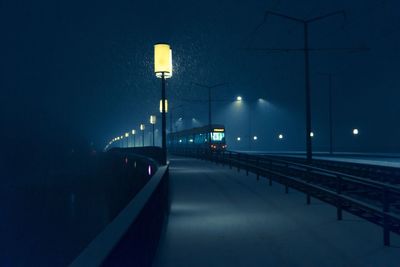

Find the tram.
[{"left": 168, "top": 124, "right": 227, "bottom": 151}]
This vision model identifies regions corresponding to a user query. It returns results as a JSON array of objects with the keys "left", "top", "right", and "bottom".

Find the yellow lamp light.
[
  {"left": 159, "top": 99, "right": 168, "bottom": 113},
  {"left": 150, "top": 115, "right": 157, "bottom": 124},
  {"left": 125, "top": 132, "right": 129, "bottom": 137},
  {"left": 154, "top": 44, "right": 172, "bottom": 79},
  {"left": 140, "top": 124, "right": 145, "bottom": 131}
]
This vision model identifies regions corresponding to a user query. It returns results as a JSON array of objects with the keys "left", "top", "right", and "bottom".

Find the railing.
[
  {"left": 173, "top": 148, "right": 400, "bottom": 246},
  {"left": 70, "top": 165, "right": 169, "bottom": 267},
  {"left": 259, "top": 154, "right": 400, "bottom": 184}
]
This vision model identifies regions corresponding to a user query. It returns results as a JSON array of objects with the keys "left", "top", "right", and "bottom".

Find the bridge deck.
[{"left": 153, "top": 156, "right": 399, "bottom": 267}]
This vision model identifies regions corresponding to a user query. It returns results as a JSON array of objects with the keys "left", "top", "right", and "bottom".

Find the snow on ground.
[
  {"left": 153, "top": 156, "right": 399, "bottom": 267},
  {"left": 237, "top": 151, "right": 400, "bottom": 168}
]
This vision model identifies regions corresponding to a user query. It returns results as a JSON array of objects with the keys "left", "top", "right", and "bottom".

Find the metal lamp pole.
[
  {"left": 150, "top": 115, "right": 156, "bottom": 146},
  {"left": 131, "top": 130, "right": 136, "bottom": 148},
  {"left": 140, "top": 124, "right": 145, "bottom": 147},
  {"left": 161, "top": 73, "right": 167, "bottom": 162},
  {"left": 154, "top": 44, "right": 172, "bottom": 165}
]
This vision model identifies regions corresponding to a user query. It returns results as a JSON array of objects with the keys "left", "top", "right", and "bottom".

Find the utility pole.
[
  {"left": 193, "top": 82, "right": 227, "bottom": 146},
  {"left": 193, "top": 83, "right": 228, "bottom": 128},
  {"left": 244, "top": 10, "right": 367, "bottom": 163}
]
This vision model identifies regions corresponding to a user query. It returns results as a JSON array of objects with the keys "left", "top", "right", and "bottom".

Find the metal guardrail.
[
  {"left": 173, "top": 148, "right": 400, "bottom": 246},
  {"left": 70, "top": 165, "right": 169, "bottom": 267},
  {"left": 260, "top": 154, "right": 400, "bottom": 185}
]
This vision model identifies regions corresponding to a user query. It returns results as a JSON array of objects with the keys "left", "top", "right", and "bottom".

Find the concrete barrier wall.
[{"left": 70, "top": 165, "right": 169, "bottom": 267}]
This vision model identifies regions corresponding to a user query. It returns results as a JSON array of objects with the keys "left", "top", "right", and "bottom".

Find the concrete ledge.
[{"left": 70, "top": 165, "right": 169, "bottom": 267}]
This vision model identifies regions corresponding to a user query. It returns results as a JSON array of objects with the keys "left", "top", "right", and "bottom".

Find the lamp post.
[
  {"left": 170, "top": 104, "right": 184, "bottom": 133},
  {"left": 131, "top": 129, "right": 136, "bottom": 147},
  {"left": 150, "top": 115, "right": 157, "bottom": 146},
  {"left": 125, "top": 132, "right": 129, "bottom": 147},
  {"left": 154, "top": 43, "right": 172, "bottom": 165},
  {"left": 140, "top": 124, "right": 145, "bottom": 147},
  {"left": 235, "top": 96, "right": 267, "bottom": 151}
]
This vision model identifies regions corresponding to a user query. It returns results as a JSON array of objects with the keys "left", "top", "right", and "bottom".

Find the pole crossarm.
[
  {"left": 264, "top": 10, "right": 346, "bottom": 24},
  {"left": 243, "top": 9, "right": 364, "bottom": 54},
  {"left": 192, "top": 82, "right": 228, "bottom": 89},
  {"left": 305, "top": 10, "right": 346, "bottom": 24},
  {"left": 243, "top": 47, "right": 369, "bottom": 53}
]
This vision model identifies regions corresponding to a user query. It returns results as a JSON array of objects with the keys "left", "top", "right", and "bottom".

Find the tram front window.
[{"left": 211, "top": 132, "right": 225, "bottom": 142}]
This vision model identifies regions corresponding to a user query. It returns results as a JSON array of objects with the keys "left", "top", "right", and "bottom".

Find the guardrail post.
[
  {"left": 246, "top": 154, "right": 249, "bottom": 176},
  {"left": 237, "top": 153, "right": 241, "bottom": 172},
  {"left": 382, "top": 188, "right": 390, "bottom": 246},
  {"left": 256, "top": 158, "right": 260, "bottom": 181},
  {"left": 306, "top": 166, "right": 311, "bottom": 205},
  {"left": 336, "top": 176, "right": 342, "bottom": 221},
  {"left": 268, "top": 160, "right": 273, "bottom": 186}
]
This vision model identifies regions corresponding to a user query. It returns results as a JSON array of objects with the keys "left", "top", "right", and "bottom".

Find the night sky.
[{"left": 2, "top": 0, "right": 400, "bottom": 159}]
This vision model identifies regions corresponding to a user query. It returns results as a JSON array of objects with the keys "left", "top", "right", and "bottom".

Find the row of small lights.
[
  {"left": 104, "top": 115, "right": 160, "bottom": 150},
  {"left": 236, "top": 129, "right": 359, "bottom": 142}
]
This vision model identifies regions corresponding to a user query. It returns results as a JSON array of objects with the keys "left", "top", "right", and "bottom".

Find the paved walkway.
[{"left": 153, "top": 156, "right": 399, "bottom": 267}]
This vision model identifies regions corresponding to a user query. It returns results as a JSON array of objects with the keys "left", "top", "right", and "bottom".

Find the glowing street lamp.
[
  {"left": 237, "top": 137, "right": 241, "bottom": 141},
  {"left": 159, "top": 99, "right": 168, "bottom": 113},
  {"left": 236, "top": 96, "right": 242, "bottom": 102},
  {"left": 150, "top": 115, "right": 157, "bottom": 146},
  {"left": 310, "top": 132, "right": 314, "bottom": 138},
  {"left": 278, "top": 134, "right": 284, "bottom": 140},
  {"left": 253, "top": 136, "right": 258, "bottom": 141},
  {"left": 155, "top": 43, "right": 172, "bottom": 165},
  {"left": 140, "top": 124, "right": 145, "bottom": 147},
  {"left": 353, "top": 128, "right": 359, "bottom": 135}
]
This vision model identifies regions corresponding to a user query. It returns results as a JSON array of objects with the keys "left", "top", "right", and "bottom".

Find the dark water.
[{"left": 0, "top": 150, "right": 156, "bottom": 266}]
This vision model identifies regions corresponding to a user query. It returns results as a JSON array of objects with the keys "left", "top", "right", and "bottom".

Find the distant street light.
[
  {"left": 169, "top": 104, "right": 184, "bottom": 132},
  {"left": 278, "top": 134, "right": 284, "bottom": 140},
  {"left": 310, "top": 132, "right": 314, "bottom": 138},
  {"left": 140, "top": 124, "right": 145, "bottom": 146},
  {"left": 353, "top": 128, "right": 359, "bottom": 135},
  {"left": 154, "top": 43, "right": 172, "bottom": 165},
  {"left": 125, "top": 132, "right": 129, "bottom": 147},
  {"left": 253, "top": 136, "right": 258, "bottom": 141},
  {"left": 131, "top": 129, "right": 136, "bottom": 147},
  {"left": 235, "top": 96, "right": 267, "bottom": 151},
  {"left": 150, "top": 115, "right": 157, "bottom": 146},
  {"left": 237, "top": 137, "right": 241, "bottom": 141}
]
